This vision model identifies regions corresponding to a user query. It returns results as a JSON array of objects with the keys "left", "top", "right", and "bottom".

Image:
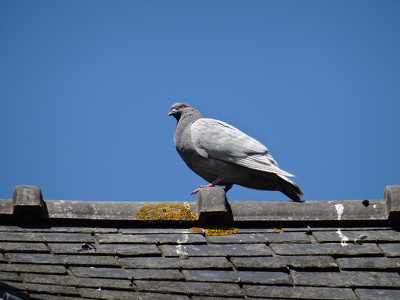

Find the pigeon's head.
[{"left": 168, "top": 103, "right": 194, "bottom": 121}]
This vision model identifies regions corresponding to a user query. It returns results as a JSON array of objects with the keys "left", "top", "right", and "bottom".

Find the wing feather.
[{"left": 190, "top": 118, "right": 294, "bottom": 177}]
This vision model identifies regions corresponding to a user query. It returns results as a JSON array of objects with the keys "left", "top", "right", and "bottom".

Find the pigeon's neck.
[{"left": 177, "top": 109, "right": 203, "bottom": 126}]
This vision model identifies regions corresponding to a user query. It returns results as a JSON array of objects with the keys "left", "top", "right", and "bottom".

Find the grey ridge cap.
[{"left": 0, "top": 185, "right": 399, "bottom": 225}]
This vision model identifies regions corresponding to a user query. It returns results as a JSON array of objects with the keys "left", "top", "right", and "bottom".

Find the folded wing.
[{"left": 190, "top": 118, "right": 294, "bottom": 177}]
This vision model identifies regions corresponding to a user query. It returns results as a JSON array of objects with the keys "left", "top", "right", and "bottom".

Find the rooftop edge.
[{"left": 0, "top": 185, "right": 399, "bottom": 225}]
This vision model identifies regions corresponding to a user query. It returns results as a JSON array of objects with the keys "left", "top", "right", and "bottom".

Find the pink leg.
[{"left": 191, "top": 176, "right": 225, "bottom": 195}]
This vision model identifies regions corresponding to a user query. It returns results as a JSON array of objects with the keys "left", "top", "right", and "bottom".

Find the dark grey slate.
[
  {"left": 160, "top": 243, "right": 273, "bottom": 257},
  {"left": 76, "top": 277, "right": 133, "bottom": 289},
  {"left": 0, "top": 272, "right": 21, "bottom": 282},
  {"left": 238, "top": 271, "right": 291, "bottom": 284},
  {"left": 5, "top": 253, "right": 63, "bottom": 264},
  {"left": 230, "top": 256, "right": 288, "bottom": 270},
  {"left": 119, "top": 228, "right": 194, "bottom": 234},
  {"left": 354, "top": 288, "right": 400, "bottom": 300},
  {"left": 135, "top": 280, "right": 190, "bottom": 294},
  {"left": 243, "top": 285, "right": 357, "bottom": 299},
  {"left": 70, "top": 266, "right": 130, "bottom": 278},
  {"left": 182, "top": 270, "right": 240, "bottom": 282},
  {"left": 185, "top": 282, "right": 244, "bottom": 297},
  {"left": 205, "top": 233, "right": 267, "bottom": 244},
  {"left": 58, "top": 254, "right": 120, "bottom": 266},
  {"left": 270, "top": 243, "right": 383, "bottom": 256},
  {"left": 179, "top": 256, "right": 233, "bottom": 269},
  {"left": 97, "top": 233, "right": 206, "bottom": 244},
  {"left": 119, "top": 257, "right": 180, "bottom": 269},
  {"left": 292, "top": 270, "right": 400, "bottom": 287},
  {"left": 231, "top": 255, "right": 338, "bottom": 271},
  {"left": 379, "top": 243, "right": 400, "bottom": 257},
  {"left": 49, "top": 242, "right": 161, "bottom": 256},
  {"left": 22, "top": 273, "right": 78, "bottom": 286},
  {"left": 337, "top": 257, "right": 400, "bottom": 269},
  {"left": 0, "top": 232, "right": 41, "bottom": 242},
  {"left": 0, "top": 263, "right": 67, "bottom": 274},
  {"left": 24, "top": 283, "right": 79, "bottom": 295},
  {"left": 312, "top": 229, "right": 400, "bottom": 243},
  {"left": 264, "top": 232, "right": 311, "bottom": 243},
  {"left": 0, "top": 242, "right": 49, "bottom": 252},
  {"left": 288, "top": 255, "right": 338, "bottom": 268},
  {"left": 80, "top": 288, "right": 190, "bottom": 300},
  {"left": 41, "top": 232, "right": 95, "bottom": 243},
  {"left": 131, "top": 269, "right": 184, "bottom": 280}
]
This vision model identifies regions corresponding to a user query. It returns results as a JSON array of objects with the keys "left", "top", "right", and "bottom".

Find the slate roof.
[{"left": 0, "top": 185, "right": 399, "bottom": 300}]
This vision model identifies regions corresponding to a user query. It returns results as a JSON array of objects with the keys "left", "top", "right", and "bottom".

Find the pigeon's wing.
[{"left": 191, "top": 118, "right": 294, "bottom": 177}]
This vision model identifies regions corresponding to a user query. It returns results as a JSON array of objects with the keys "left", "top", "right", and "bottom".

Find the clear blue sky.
[{"left": 1, "top": 1, "right": 399, "bottom": 202}]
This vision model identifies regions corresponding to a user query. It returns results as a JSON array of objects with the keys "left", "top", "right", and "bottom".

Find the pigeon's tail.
[{"left": 277, "top": 175, "right": 304, "bottom": 202}]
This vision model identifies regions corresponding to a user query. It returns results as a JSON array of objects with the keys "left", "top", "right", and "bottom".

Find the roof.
[{"left": 1, "top": 185, "right": 400, "bottom": 300}]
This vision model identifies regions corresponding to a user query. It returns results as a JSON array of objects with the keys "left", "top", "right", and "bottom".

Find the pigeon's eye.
[{"left": 180, "top": 104, "right": 186, "bottom": 108}]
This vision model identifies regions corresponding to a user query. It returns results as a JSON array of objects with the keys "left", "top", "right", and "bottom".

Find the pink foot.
[{"left": 191, "top": 176, "right": 225, "bottom": 195}]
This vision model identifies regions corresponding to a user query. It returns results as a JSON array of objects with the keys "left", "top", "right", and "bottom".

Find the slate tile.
[
  {"left": 5, "top": 253, "right": 63, "bottom": 264},
  {"left": 0, "top": 242, "right": 49, "bottom": 252},
  {"left": 28, "top": 295, "right": 91, "bottom": 300},
  {"left": 131, "top": 269, "right": 183, "bottom": 280},
  {"left": 119, "top": 228, "right": 194, "bottom": 234},
  {"left": 313, "top": 230, "right": 400, "bottom": 243},
  {"left": 0, "top": 281, "right": 27, "bottom": 291},
  {"left": 231, "top": 255, "right": 338, "bottom": 270},
  {"left": 160, "top": 244, "right": 273, "bottom": 257},
  {"left": 24, "top": 283, "right": 79, "bottom": 295},
  {"left": 288, "top": 255, "right": 338, "bottom": 269},
  {"left": 182, "top": 270, "right": 239, "bottom": 282},
  {"left": 230, "top": 256, "right": 287, "bottom": 270},
  {"left": 270, "top": 243, "right": 383, "bottom": 256},
  {"left": 77, "top": 277, "right": 133, "bottom": 289},
  {"left": 186, "top": 282, "right": 244, "bottom": 297},
  {"left": 243, "top": 285, "right": 357, "bottom": 299},
  {"left": 0, "top": 252, "right": 5, "bottom": 262},
  {"left": 337, "top": 257, "right": 400, "bottom": 270},
  {"left": 49, "top": 243, "right": 98, "bottom": 254},
  {"left": 49, "top": 242, "right": 161, "bottom": 256},
  {"left": 238, "top": 271, "right": 291, "bottom": 284},
  {"left": 379, "top": 243, "right": 400, "bottom": 257},
  {"left": 157, "top": 233, "right": 207, "bottom": 244},
  {"left": 119, "top": 257, "right": 180, "bottom": 269},
  {"left": 70, "top": 266, "right": 130, "bottom": 278},
  {"left": 96, "top": 233, "right": 206, "bottom": 244},
  {"left": 264, "top": 232, "right": 311, "bottom": 243},
  {"left": 41, "top": 232, "right": 95, "bottom": 243},
  {"left": 80, "top": 288, "right": 190, "bottom": 300},
  {"left": 191, "top": 297, "right": 245, "bottom": 300},
  {"left": 0, "top": 263, "right": 67, "bottom": 274},
  {"left": 49, "top": 227, "right": 118, "bottom": 233},
  {"left": 0, "top": 232, "right": 41, "bottom": 242},
  {"left": 205, "top": 233, "right": 267, "bottom": 244},
  {"left": 119, "top": 256, "right": 232, "bottom": 269},
  {"left": 58, "top": 255, "right": 120, "bottom": 266},
  {"left": 0, "top": 271, "right": 22, "bottom": 282},
  {"left": 22, "top": 273, "right": 78, "bottom": 286},
  {"left": 354, "top": 288, "right": 400, "bottom": 300},
  {"left": 292, "top": 270, "right": 400, "bottom": 287},
  {"left": 135, "top": 280, "right": 190, "bottom": 294},
  {"left": 179, "top": 257, "right": 233, "bottom": 269}
]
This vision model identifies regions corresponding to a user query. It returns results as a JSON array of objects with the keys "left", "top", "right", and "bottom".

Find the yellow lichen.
[
  {"left": 273, "top": 228, "right": 282, "bottom": 232},
  {"left": 136, "top": 203, "right": 196, "bottom": 221},
  {"left": 189, "top": 226, "right": 239, "bottom": 236}
]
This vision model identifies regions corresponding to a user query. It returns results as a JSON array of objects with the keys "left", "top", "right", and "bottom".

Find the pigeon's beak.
[{"left": 168, "top": 109, "right": 177, "bottom": 116}]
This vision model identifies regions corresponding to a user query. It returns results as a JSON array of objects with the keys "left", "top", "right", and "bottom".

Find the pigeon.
[{"left": 168, "top": 103, "right": 304, "bottom": 201}]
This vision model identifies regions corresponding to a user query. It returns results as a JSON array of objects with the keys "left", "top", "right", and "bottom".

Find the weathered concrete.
[
  {"left": 196, "top": 187, "right": 231, "bottom": 222},
  {"left": 0, "top": 185, "right": 399, "bottom": 225}
]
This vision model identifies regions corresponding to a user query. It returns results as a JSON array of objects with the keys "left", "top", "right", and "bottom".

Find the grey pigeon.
[{"left": 168, "top": 103, "right": 304, "bottom": 201}]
